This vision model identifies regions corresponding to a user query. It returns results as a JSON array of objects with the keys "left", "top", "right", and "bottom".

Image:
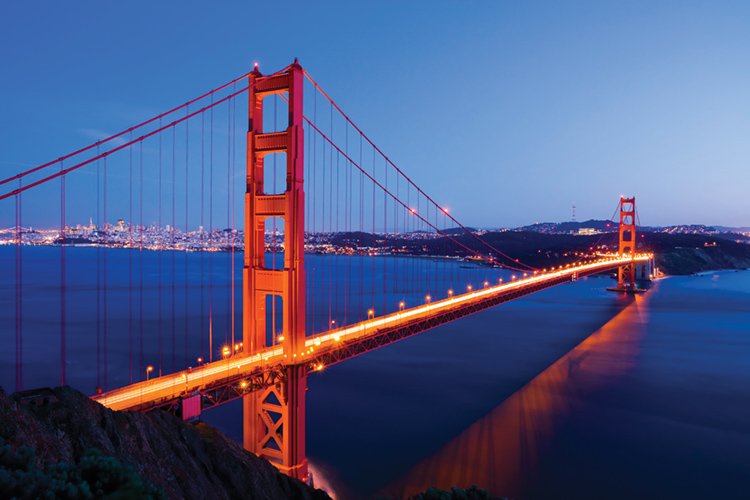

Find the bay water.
[{"left": 1, "top": 246, "right": 748, "bottom": 499}]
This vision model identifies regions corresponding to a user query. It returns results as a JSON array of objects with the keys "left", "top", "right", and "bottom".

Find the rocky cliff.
[{"left": 0, "top": 385, "right": 331, "bottom": 500}]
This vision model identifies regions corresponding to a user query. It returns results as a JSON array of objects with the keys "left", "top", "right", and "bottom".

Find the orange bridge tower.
[
  {"left": 604, "top": 195, "right": 656, "bottom": 293},
  {"left": 617, "top": 196, "right": 637, "bottom": 290},
  {"left": 243, "top": 60, "right": 308, "bottom": 480}
]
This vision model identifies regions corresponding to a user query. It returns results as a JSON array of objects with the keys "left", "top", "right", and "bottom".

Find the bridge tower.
[
  {"left": 243, "top": 61, "right": 308, "bottom": 480},
  {"left": 616, "top": 196, "right": 636, "bottom": 290}
]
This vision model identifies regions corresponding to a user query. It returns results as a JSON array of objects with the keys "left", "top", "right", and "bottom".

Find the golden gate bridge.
[{"left": 0, "top": 60, "right": 652, "bottom": 481}]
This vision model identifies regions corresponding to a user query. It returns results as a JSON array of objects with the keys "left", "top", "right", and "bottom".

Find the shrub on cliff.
[{"left": 0, "top": 440, "right": 165, "bottom": 500}]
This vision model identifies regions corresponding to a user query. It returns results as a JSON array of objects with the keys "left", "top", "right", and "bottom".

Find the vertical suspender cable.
[
  {"left": 15, "top": 182, "right": 19, "bottom": 391},
  {"left": 304, "top": 120, "right": 310, "bottom": 335},
  {"left": 359, "top": 135, "right": 365, "bottom": 321},
  {"left": 139, "top": 142, "right": 144, "bottom": 381},
  {"left": 328, "top": 102, "right": 332, "bottom": 330},
  {"left": 312, "top": 91, "right": 317, "bottom": 334},
  {"left": 321, "top": 97, "right": 326, "bottom": 331},
  {"left": 209, "top": 99, "right": 214, "bottom": 362},
  {"left": 304, "top": 122, "right": 308, "bottom": 334},
  {"left": 103, "top": 156, "right": 108, "bottom": 391},
  {"left": 60, "top": 161, "right": 66, "bottom": 386},
  {"left": 185, "top": 108, "right": 190, "bottom": 369},
  {"left": 335, "top": 146, "right": 340, "bottom": 327},
  {"left": 443, "top": 210, "right": 448, "bottom": 295},
  {"left": 158, "top": 119, "right": 163, "bottom": 377},
  {"left": 19, "top": 180, "right": 23, "bottom": 391},
  {"left": 371, "top": 148, "right": 375, "bottom": 313},
  {"left": 395, "top": 174, "right": 399, "bottom": 305},
  {"left": 231, "top": 90, "right": 236, "bottom": 350},
  {"left": 383, "top": 156, "right": 388, "bottom": 314},
  {"left": 172, "top": 126, "right": 176, "bottom": 373},
  {"left": 343, "top": 122, "right": 348, "bottom": 326},
  {"left": 200, "top": 112, "right": 205, "bottom": 361},
  {"left": 96, "top": 149, "right": 101, "bottom": 390},
  {"left": 129, "top": 133, "right": 133, "bottom": 384},
  {"left": 15, "top": 180, "right": 22, "bottom": 392},
  {"left": 406, "top": 184, "right": 410, "bottom": 304},
  {"left": 226, "top": 99, "right": 231, "bottom": 349}
]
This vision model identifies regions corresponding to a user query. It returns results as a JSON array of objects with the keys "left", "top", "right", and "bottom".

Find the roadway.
[{"left": 92, "top": 254, "right": 651, "bottom": 412}]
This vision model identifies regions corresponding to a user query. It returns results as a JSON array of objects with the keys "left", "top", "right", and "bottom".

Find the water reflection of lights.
[{"left": 385, "top": 288, "right": 653, "bottom": 499}]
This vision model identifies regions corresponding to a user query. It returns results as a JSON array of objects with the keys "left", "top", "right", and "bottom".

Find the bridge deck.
[{"left": 92, "top": 255, "right": 650, "bottom": 412}]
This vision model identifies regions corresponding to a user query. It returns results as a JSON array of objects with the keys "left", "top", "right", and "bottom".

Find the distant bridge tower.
[
  {"left": 243, "top": 60, "right": 308, "bottom": 480},
  {"left": 616, "top": 197, "right": 636, "bottom": 290}
]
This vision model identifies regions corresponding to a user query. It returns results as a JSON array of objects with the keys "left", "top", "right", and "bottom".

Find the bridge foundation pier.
[{"left": 243, "top": 365, "right": 308, "bottom": 480}]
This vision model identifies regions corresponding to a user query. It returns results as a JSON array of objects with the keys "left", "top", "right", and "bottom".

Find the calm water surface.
[{"left": 1, "top": 247, "right": 748, "bottom": 499}]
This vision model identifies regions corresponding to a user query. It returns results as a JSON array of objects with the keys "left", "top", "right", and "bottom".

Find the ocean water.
[{"left": 1, "top": 246, "right": 748, "bottom": 499}]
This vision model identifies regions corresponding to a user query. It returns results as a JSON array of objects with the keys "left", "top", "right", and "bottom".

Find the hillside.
[
  {"left": 374, "top": 230, "right": 750, "bottom": 275},
  {"left": 0, "top": 386, "right": 331, "bottom": 500}
]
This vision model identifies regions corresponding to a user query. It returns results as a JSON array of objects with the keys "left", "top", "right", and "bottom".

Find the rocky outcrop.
[{"left": 0, "top": 385, "right": 331, "bottom": 500}]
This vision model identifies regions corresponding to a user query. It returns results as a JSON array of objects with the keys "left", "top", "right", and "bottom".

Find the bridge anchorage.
[{"left": 71, "top": 60, "right": 656, "bottom": 484}]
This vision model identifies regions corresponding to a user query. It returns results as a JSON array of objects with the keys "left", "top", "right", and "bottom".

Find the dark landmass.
[
  {"left": 642, "top": 232, "right": 750, "bottom": 275},
  {"left": 514, "top": 219, "right": 750, "bottom": 241},
  {"left": 341, "top": 229, "right": 750, "bottom": 275},
  {"left": 441, "top": 227, "right": 478, "bottom": 236},
  {"left": 0, "top": 386, "right": 331, "bottom": 500},
  {"left": 515, "top": 219, "right": 615, "bottom": 233}
]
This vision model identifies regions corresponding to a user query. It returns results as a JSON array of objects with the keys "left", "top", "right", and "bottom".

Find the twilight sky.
[{"left": 1, "top": 1, "right": 749, "bottom": 228}]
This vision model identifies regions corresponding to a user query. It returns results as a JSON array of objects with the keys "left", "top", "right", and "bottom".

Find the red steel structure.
[
  {"left": 1, "top": 59, "right": 657, "bottom": 483},
  {"left": 86, "top": 65, "right": 649, "bottom": 480},
  {"left": 617, "top": 197, "right": 637, "bottom": 290},
  {"left": 243, "top": 61, "right": 308, "bottom": 479}
]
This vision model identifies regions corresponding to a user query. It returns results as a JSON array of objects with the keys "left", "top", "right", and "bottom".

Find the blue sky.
[{"left": 1, "top": 1, "right": 749, "bottom": 228}]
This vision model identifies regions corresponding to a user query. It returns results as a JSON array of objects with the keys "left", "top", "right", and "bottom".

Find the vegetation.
[
  {"left": 0, "top": 439, "right": 165, "bottom": 500},
  {"left": 0, "top": 386, "right": 329, "bottom": 500}
]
